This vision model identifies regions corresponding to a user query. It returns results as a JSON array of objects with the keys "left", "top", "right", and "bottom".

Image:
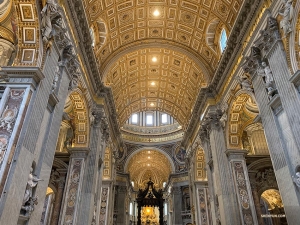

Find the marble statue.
[
  {"left": 21, "top": 167, "right": 43, "bottom": 216},
  {"left": 292, "top": 172, "right": 300, "bottom": 188},
  {"left": 278, "top": 0, "right": 294, "bottom": 37},
  {"left": 51, "top": 67, "right": 60, "bottom": 93},
  {"left": 237, "top": 74, "right": 253, "bottom": 92},
  {"left": 41, "top": 0, "right": 60, "bottom": 43},
  {"left": 219, "top": 102, "right": 228, "bottom": 129},
  {"left": 258, "top": 62, "right": 277, "bottom": 98},
  {"left": 261, "top": 62, "right": 274, "bottom": 85}
]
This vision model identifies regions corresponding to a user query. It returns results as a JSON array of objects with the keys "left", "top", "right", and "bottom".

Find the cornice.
[
  {"left": 181, "top": 88, "right": 209, "bottom": 148},
  {"left": 65, "top": 0, "right": 102, "bottom": 92},
  {"left": 213, "top": 0, "right": 263, "bottom": 92},
  {"left": 98, "top": 85, "right": 126, "bottom": 160}
]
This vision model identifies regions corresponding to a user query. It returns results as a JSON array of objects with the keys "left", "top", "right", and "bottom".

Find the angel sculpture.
[
  {"left": 22, "top": 168, "right": 43, "bottom": 206},
  {"left": 278, "top": 0, "right": 294, "bottom": 37},
  {"left": 21, "top": 167, "right": 43, "bottom": 216},
  {"left": 41, "top": 0, "right": 60, "bottom": 43},
  {"left": 292, "top": 172, "right": 300, "bottom": 188}
]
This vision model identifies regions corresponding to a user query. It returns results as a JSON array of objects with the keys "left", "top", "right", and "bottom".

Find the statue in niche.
[
  {"left": 278, "top": 0, "right": 294, "bottom": 37},
  {"left": 258, "top": 61, "right": 277, "bottom": 99},
  {"left": 41, "top": 0, "right": 58, "bottom": 43},
  {"left": 292, "top": 172, "right": 300, "bottom": 188},
  {"left": 236, "top": 74, "right": 253, "bottom": 92},
  {"left": 21, "top": 167, "right": 43, "bottom": 216}
]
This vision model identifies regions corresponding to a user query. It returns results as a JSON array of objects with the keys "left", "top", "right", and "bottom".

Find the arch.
[
  {"left": 124, "top": 146, "right": 176, "bottom": 174},
  {"left": 205, "top": 18, "right": 220, "bottom": 53},
  {"left": 261, "top": 189, "right": 284, "bottom": 210},
  {"left": 103, "top": 46, "right": 210, "bottom": 128},
  {"left": 91, "top": 17, "right": 107, "bottom": 53},
  {"left": 52, "top": 158, "right": 68, "bottom": 170},
  {"left": 247, "top": 158, "right": 273, "bottom": 171},
  {"left": 247, "top": 158, "right": 278, "bottom": 196},
  {"left": 64, "top": 88, "right": 90, "bottom": 147},
  {"left": 101, "top": 42, "right": 213, "bottom": 80},
  {"left": 226, "top": 91, "right": 258, "bottom": 149}
]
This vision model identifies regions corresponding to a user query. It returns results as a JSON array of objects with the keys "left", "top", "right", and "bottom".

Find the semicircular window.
[
  {"left": 126, "top": 111, "right": 178, "bottom": 127},
  {"left": 121, "top": 111, "right": 183, "bottom": 142}
]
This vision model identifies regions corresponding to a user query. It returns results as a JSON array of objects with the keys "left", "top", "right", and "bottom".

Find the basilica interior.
[{"left": 0, "top": 0, "right": 300, "bottom": 224}]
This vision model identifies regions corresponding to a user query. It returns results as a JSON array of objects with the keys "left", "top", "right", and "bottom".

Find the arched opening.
[
  {"left": 260, "top": 189, "right": 286, "bottom": 225},
  {"left": 40, "top": 187, "right": 55, "bottom": 225},
  {"left": 55, "top": 90, "right": 89, "bottom": 152}
]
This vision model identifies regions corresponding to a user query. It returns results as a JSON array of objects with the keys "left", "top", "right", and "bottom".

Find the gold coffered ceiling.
[
  {"left": 84, "top": 0, "right": 242, "bottom": 69},
  {"left": 126, "top": 150, "right": 173, "bottom": 189},
  {"left": 84, "top": 0, "right": 243, "bottom": 128},
  {"left": 104, "top": 48, "right": 207, "bottom": 127}
]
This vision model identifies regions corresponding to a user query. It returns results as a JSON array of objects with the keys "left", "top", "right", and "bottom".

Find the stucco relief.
[
  {"left": 232, "top": 162, "right": 254, "bottom": 225},
  {"left": 0, "top": 89, "right": 25, "bottom": 166},
  {"left": 198, "top": 188, "right": 208, "bottom": 225},
  {"left": 63, "top": 159, "right": 83, "bottom": 225},
  {"left": 99, "top": 187, "right": 108, "bottom": 225}
]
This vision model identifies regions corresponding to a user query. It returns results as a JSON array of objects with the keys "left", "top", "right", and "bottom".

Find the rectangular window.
[
  {"left": 146, "top": 114, "right": 153, "bottom": 125},
  {"left": 131, "top": 113, "right": 138, "bottom": 124},
  {"left": 161, "top": 114, "right": 168, "bottom": 124},
  {"left": 130, "top": 202, "right": 133, "bottom": 215}
]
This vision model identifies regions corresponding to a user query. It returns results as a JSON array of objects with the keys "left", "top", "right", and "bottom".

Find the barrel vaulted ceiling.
[
  {"left": 82, "top": 0, "right": 243, "bottom": 127},
  {"left": 104, "top": 48, "right": 208, "bottom": 127},
  {"left": 126, "top": 149, "right": 173, "bottom": 189}
]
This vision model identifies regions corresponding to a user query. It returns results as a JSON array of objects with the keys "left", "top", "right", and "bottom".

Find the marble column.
[
  {"left": 50, "top": 169, "right": 67, "bottom": 225},
  {"left": 201, "top": 108, "right": 241, "bottom": 225},
  {"left": 226, "top": 149, "right": 258, "bottom": 225},
  {"left": 77, "top": 104, "right": 109, "bottom": 225},
  {"left": 243, "top": 17, "right": 300, "bottom": 224},
  {"left": 59, "top": 148, "right": 89, "bottom": 225},
  {"left": 248, "top": 171, "right": 264, "bottom": 225}
]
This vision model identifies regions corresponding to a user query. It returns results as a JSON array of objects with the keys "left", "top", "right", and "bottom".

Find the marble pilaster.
[
  {"left": 59, "top": 148, "right": 89, "bottom": 225},
  {"left": 173, "top": 186, "right": 183, "bottom": 225},
  {"left": 116, "top": 185, "right": 127, "bottom": 225},
  {"left": 226, "top": 149, "right": 258, "bottom": 225},
  {"left": 202, "top": 108, "right": 241, "bottom": 225},
  {"left": 243, "top": 17, "right": 300, "bottom": 224},
  {"left": 76, "top": 104, "right": 109, "bottom": 225},
  {"left": 198, "top": 127, "right": 216, "bottom": 225},
  {"left": 195, "top": 181, "right": 212, "bottom": 225}
]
